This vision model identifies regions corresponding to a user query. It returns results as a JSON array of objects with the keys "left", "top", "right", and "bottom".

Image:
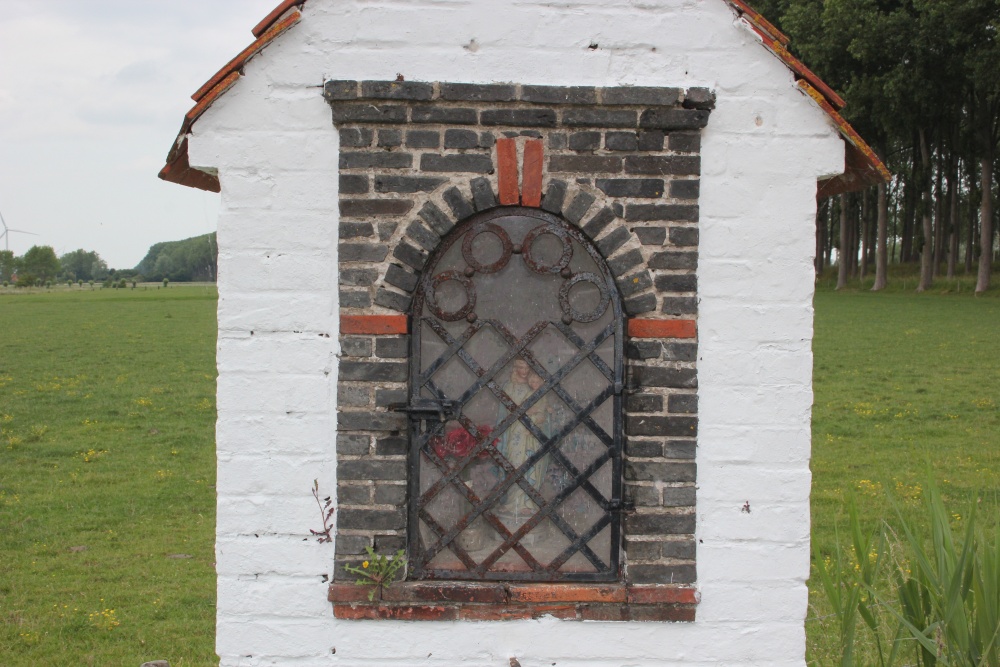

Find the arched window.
[{"left": 406, "top": 207, "right": 624, "bottom": 582}]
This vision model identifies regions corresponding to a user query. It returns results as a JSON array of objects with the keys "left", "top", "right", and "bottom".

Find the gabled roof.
[{"left": 158, "top": 0, "right": 890, "bottom": 196}]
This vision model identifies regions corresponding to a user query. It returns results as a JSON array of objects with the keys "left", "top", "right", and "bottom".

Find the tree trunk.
[
  {"left": 966, "top": 157, "right": 978, "bottom": 273},
  {"left": 901, "top": 151, "right": 916, "bottom": 263},
  {"left": 837, "top": 193, "right": 850, "bottom": 290},
  {"left": 891, "top": 184, "right": 899, "bottom": 264},
  {"left": 815, "top": 198, "right": 827, "bottom": 278},
  {"left": 947, "top": 161, "right": 959, "bottom": 279},
  {"left": 873, "top": 181, "right": 889, "bottom": 291},
  {"left": 827, "top": 200, "right": 835, "bottom": 267},
  {"left": 917, "top": 128, "right": 934, "bottom": 292},
  {"left": 861, "top": 187, "right": 871, "bottom": 279},
  {"left": 976, "top": 150, "right": 994, "bottom": 293},
  {"left": 933, "top": 162, "right": 945, "bottom": 279}
]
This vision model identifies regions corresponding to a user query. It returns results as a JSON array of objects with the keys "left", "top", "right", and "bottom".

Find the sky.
[{"left": 0, "top": 0, "right": 281, "bottom": 268}]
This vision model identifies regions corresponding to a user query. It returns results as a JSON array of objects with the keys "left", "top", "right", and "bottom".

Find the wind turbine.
[{"left": 0, "top": 208, "right": 38, "bottom": 251}]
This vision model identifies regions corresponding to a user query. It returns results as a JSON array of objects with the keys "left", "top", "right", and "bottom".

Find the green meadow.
[
  {"left": 0, "top": 285, "right": 218, "bottom": 666},
  {"left": 1, "top": 278, "right": 998, "bottom": 665}
]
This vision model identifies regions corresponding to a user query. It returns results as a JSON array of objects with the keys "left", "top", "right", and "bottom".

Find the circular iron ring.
[
  {"left": 558, "top": 272, "right": 610, "bottom": 323},
  {"left": 461, "top": 222, "right": 513, "bottom": 274},
  {"left": 522, "top": 224, "right": 573, "bottom": 275},
  {"left": 427, "top": 271, "right": 477, "bottom": 322}
]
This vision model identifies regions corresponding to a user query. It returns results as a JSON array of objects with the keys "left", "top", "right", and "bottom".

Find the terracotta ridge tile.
[
  {"left": 186, "top": 71, "right": 241, "bottom": 125},
  {"left": 745, "top": 23, "right": 846, "bottom": 110},
  {"left": 191, "top": 10, "right": 302, "bottom": 102},
  {"left": 726, "top": 0, "right": 790, "bottom": 45},
  {"left": 253, "top": 0, "right": 306, "bottom": 38},
  {"left": 797, "top": 80, "right": 891, "bottom": 183}
]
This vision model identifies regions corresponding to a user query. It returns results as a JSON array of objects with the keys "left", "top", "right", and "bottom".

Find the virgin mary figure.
[{"left": 495, "top": 358, "right": 551, "bottom": 526}]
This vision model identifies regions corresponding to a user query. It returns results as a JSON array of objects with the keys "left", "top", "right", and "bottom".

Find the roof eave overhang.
[{"left": 725, "top": 1, "right": 891, "bottom": 195}]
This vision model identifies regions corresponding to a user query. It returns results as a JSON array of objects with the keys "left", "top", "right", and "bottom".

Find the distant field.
[
  {"left": 1, "top": 280, "right": 998, "bottom": 665},
  {"left": 0, "top": 285, "right": 218, "bottom": 666}
]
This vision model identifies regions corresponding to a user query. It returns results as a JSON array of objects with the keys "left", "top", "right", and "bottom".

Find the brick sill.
[{"left": 329, "top": 582, "right": 697, "bottom": 622}]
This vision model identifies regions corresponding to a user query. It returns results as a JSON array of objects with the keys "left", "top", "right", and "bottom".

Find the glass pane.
[
  {"left": 522, "top": 518, "right": 571, "bottom": 567},
  {"left": 464, "top": 325, "right": 509, "bottom": 373},
  {"left": 559, "top": 424, "right": 606, "bottom": 473},
  {"left": 455, "top": 515, "right": 502, "bottom": 559},
  {"left": 560, "top": 551, "right": 598, "bottom": 574},
  {"left": 413, "top": 212, "right": 622, "bottom": 581},
  {"left": 561, "top": 358, "right": 610, "bottom": 408},
  {"left": 493, "top": 548, "right": 531, "bottom": 573},
  {"left": 429, "top": 354, "right": 476, "bottom": 401}
]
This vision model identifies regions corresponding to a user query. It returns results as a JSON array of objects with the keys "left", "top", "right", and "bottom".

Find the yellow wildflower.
[{"left": 362, "top": 561, "right": 369, "bottom": 568}]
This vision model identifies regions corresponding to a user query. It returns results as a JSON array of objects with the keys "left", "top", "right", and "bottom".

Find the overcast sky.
[{"left": 0, "top": 0, "right": 280, "bottom": 268}]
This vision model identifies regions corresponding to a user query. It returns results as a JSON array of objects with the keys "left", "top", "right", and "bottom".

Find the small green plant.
[
  {"left": 163, "top": 278, "right": 169, "bottom": 288},
  {"left": 344, "top": 547, "right": 407, "bottom": 601}
]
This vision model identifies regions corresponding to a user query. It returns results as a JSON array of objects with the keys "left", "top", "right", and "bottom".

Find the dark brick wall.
[{"left": 329, "top": 81, "right": 708, "bottom": 591}]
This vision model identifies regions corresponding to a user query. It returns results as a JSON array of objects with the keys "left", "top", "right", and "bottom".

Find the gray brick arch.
[{"left": 331, "top": 81, "right": 707, "bottom": 616}]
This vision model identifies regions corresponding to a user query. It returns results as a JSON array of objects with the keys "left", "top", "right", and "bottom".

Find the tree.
[
  {"left": 0, "top": 250, "right": 15, "bottom": 283},
  {"left": 59, "top": 249, "right": 106, "bottom": 282},
  {"left": 20, "top": 246, "right": 60, "bottom": 282}
]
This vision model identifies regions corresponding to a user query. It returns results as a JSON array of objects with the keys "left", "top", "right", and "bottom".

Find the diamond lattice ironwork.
[{"left": 406, "top": 207, "right": 624, "bottom": 581}]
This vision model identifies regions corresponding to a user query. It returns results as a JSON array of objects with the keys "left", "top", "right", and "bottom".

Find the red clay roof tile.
[
  {"left": 252, "top": 0, "right": 305, "bottom": 38},
  {"left": 192, "top": 10, "right": 302, "bottom": 102},
  {"left": 725, "top": 0, "right": 790, "bottom": 45},
  {"left": 797, "top": 80, "right": 891, "bottom": 195}
]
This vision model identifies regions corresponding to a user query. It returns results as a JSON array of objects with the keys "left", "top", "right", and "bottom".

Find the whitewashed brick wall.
[{"left": 187, "top": 0, "right": 844, "bottom": 664}]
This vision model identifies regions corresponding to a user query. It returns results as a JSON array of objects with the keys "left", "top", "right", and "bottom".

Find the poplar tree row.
[{"left": 752, "top": 0, "right": 1000, "bottom": 292}]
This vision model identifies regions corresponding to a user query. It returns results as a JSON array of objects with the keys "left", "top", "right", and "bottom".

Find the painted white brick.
[
  {"left": 215, "top": 413, "right": 333, "bottom": 457},
  {"left": 220, "top": 574, "right": 333, "bottom": 618},
  {"left": 699, "top": 423, "right": 812, "bottom": 464},
  {"left": 221, "top": 249, "right": 335, "bottom": 292},
  {"left": 217, "top": 495, "right": 324, "bottom": 536},
  {"left": 217, "top": 292, "right": 335, "bottom": 333},
  {"left": 216, "top": 536, "right": 334, "bottom": 577},
  {"left": 215, "top": 453, "right": 335, "bottom": 496},
  {"left": 216, "top": 373, "right": 331, "bottom": 415},
  {"left": 698, "top": 465, "right": 812, "bottom": 503}
]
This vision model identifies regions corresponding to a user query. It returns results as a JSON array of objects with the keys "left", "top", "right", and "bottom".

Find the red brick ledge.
[{"left": 329, "top": 582, "right": 697, "bottom": 622}]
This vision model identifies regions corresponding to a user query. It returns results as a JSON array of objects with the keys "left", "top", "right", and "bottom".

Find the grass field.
[
  {"left": 807, "top": 272, "right": 1000, "bottom": 663},
  {"left": 1, "top": 277, "right": 998, "bottom": 665},
  {"left": 0, "top": 284, "right": 218, "bottom": 666}
]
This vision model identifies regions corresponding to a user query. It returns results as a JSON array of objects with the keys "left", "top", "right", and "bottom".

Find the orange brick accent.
[
  {"left": 521, "top": 139, "right": 544, "bottom": 207},
  {"left": 340, "top": 314, "right": 408, "bottom": 335},
  {"left": 508, "top": 583, "right": 626, "bottom": 603},
  {"left": 627, "top": 318, "right": 697, "bottom": 339},
  {"left": 628, "top": 585, "right": 699, "bottom": 605},
  {"left": 382, "top": 582, "right": 506, "bottom": 603},
  {"left": 496, "top": 138, "right": 520, "bottom": 205},
  {"left": 327, "top": 583, "right": 374, "bottom": 603}
]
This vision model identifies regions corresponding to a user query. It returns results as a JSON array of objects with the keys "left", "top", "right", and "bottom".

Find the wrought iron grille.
[{"left": 404, "top": 207, "right": 624, "bottom": 581}]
